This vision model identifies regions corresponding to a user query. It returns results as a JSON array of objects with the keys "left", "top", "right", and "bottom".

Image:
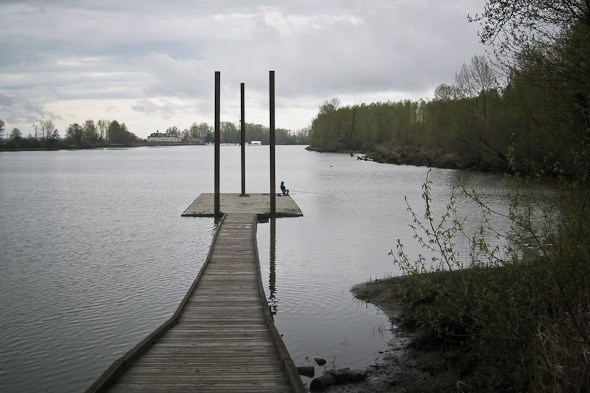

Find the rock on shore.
[
  {"left": 318, "top": 280, "right": 455, "bottom": 393},
  {"left": 310, "top": 368, "right": 366, "bottom": 391}
]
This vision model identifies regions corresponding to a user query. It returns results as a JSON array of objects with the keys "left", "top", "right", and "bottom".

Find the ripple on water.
[
  {"left": 1, "top": 149, "right": 215, "bottom": 392},
  {"left": 1, "top": 147, "right": 549, "bottom": 392}
]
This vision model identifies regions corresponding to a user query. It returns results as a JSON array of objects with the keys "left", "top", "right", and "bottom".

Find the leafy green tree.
[
  {"left": 66, "top": 123, "right": 84, "bottom": 146},
  {"left": 107, "top": 121, "right": 124, "bottom": 144},
  {"left": 221, "top": 122, "right": 239, "bottom": 143},
  {"left": 245, "top": 123, "right": 267, "bottom": 144},
  {"left": 113, "top": 122, "right": 138, "bottom": 145},
  {"left": 471, "top": 0, "right": 590, "bottom": 177},
  {"left": 181, "top": 129, "right": 190, "bottom": 142},
  {"left": 294, "top": 127, "right": 310, "bottom": 144},
  {"left": 309, "top": 98, "right": 348, "bottom": 150},
  {"left": 0, "top": 119, "right": 5, "bottom": 140},
  {"left": 83, "top": 120, "right": 99, "bottom": 143},
  {"left": 166, "top": 126, "right": 180, "bottom": 136},
  {"left": 188, "top": 123, "right": 199, "bottom": 140},
  {"left": 48, "top": 129, "right": 60, "bottom": 148},
  {"left": 276, "top": 128, "right": 292, "bottom": 144},
  {"left": 189, "top": 122, "right": 212, "bottom": 143},
  {"left": 428, "top": 84, "right": 462, "bottom": 146},
  {"left": 10, "top": 128, "right": 22, "bottom": 140}
]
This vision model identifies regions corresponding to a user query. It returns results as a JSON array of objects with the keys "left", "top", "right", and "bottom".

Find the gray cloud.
[
  {"left": 131, "top": 98, "right": 200, "bottom": 120},
  {"left": 0, "top": 93, "right": 57, "bottom": 128},
  {"left": 0, "top": 0, "right": 487, "bottom": 136}
]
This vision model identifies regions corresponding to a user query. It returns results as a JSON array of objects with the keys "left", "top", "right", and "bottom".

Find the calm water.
[{"left": 0, "top": 146, "right": 534, "bottom": 392}]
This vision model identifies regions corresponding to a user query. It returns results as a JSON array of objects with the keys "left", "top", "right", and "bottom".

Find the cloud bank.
[{"left": 0, "top": 0, "right": 487, "bottom": 137}]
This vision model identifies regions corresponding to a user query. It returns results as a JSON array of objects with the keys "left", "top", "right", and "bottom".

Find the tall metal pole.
[
  {"left": 269, "top": 71, "right": 276, "bottom": 216},
  {"left": 240, "top": 82, "right": 247, "bottom": 196},
  {"left": 214, "top": 71, "right": 221, "bottom": 218}
]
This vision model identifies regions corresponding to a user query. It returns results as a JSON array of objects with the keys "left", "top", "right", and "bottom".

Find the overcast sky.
[{"left": 0, "top": 0, "right": 487, "bottom": 138}]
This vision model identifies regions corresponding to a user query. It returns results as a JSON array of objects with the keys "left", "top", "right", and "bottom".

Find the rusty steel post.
[
  {"left": 269, "top": 71, "right": 276, "bottom": 216},
  {"left": 214, "top": 71, "right": 220, "bottom": 218},
  {"left": 240, "top": 82, "right": 247, "bottom": 196}
]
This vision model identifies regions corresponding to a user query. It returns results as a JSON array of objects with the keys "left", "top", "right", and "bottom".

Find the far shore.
[
  {"left": 0, "top": 142, "right": 203, "bottom": 152},
  {"left": 306, "top": 145, "right": 508, "bottom": 172},
  {"left": 0, "top": 142, "right": 312, "bottom": 152}
]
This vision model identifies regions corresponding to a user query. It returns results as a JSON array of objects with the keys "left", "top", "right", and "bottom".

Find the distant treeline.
[
  {"left": 0, "top": 119, "right": 141, "bottom": 150},
  {"left": 0, "top": 119, "right": 308, "bottom": 150},
  {"left": 309, "top": 48, "right": 589, "bottom": 177},
  {"left": 171, "top": 122, "right": 308, "bottom": 145}
]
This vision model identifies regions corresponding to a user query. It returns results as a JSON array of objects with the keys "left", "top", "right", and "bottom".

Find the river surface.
[{"left": 0, "top": 145, "right": 543, "bottom": 392}]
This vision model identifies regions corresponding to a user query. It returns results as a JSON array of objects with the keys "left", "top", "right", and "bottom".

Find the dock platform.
[
  {"left": 182, "top": 193, "right": 303, "bottom": 218},
  {"left": 87, "top": 213, "right": 305, "bottom": 393}
]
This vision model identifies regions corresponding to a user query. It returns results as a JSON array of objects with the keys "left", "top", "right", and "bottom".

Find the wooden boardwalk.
[{"left": 88, "top": 213, "right": 305, "bottom": 393}]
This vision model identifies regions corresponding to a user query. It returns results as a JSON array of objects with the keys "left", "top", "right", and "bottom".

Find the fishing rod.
[{"left": 289, "top": 189, "right": 328, "bottom": 195}]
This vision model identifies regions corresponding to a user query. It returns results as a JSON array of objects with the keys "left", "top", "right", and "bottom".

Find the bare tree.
[
  {"left": 455, "top": 63, "right": 478, "bottom": 99},
  {"left": 455, "top": 55, "right": 497, "bottom": 121},
  {"left": 97, "top": 119, "right": 110, "bottom": 141},
  {"left": 472, "top": 55, "right": 497, "bottom": 122},
  {"left": 472, "top": 55, "right": 496, "bottom": 93},
  {"left": 470, "top": 0, "right": 590, "bottom": 68},
  {"left": 434, "top": 84, "right": 461, "bottom": 101},
  {"left": 38, "top": 120, "right": 55, "bottom": 140}
]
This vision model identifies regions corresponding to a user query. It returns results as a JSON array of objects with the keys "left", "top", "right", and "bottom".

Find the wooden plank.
[
  {"left": 89, "top": 213, "right": 304, "bottom": 393},
  {"left": 108, "top": 384, "right": 291, "bottom": 393}
]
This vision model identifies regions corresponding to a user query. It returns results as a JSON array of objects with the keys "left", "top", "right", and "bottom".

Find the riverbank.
[
  {"left": 0, "top": 142, "right": 201, "bottom": 151},
  {"left": 329, "top": 255, "right": 590, "bottom": 393},
  {"left": 317, "top": 278, "right": 458, "bottom": 393},
  {"left": 306, "top": 144, "right": 507, "bottom": 172},
  {"left": 364, "top": 145, "right": 468, "bottom": 170}
]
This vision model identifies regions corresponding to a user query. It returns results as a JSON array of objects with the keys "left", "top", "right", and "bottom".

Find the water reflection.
[
  {"left": 267, "top": 218, "right": 278, "bottom": 317},
  {"left": 0, "top": 146, "right": 555, "bottom": 393},
  {"left": 0, "top": 147, "right": 215, "bottom": 393}
]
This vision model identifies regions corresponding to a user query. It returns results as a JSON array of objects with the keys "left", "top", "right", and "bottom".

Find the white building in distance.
[{"left": 147, "top": 131, "right": 181, "bottom": 143}]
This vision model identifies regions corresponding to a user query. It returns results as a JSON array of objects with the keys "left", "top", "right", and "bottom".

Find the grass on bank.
[{"left": 359, "top": 173, "right": 589, "bottom": 392}]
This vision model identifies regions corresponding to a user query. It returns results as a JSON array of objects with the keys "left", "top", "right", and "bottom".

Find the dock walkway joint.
[{"left": 88, "top": 213, "right": 305, "bottom": 393}]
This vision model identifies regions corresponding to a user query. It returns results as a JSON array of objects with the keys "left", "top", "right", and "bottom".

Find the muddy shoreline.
[
  {"left": 306, "top": 145, "right": 507, "bottom": 172},
  {"left": 317, "top": 280, "right": 453, "bottom": 393}
]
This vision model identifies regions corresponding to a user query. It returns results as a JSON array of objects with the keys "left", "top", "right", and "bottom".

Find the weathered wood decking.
[
  {"left": 87, "top": 213, "right": 305, "bottom": 393},
  {"left": 181, "top": 193, "right": 303, "bottom": 218}
]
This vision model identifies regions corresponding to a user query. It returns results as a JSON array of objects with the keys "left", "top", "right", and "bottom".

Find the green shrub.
[{"left": 392, "top": 172, "right": 589, "bottom": 392}]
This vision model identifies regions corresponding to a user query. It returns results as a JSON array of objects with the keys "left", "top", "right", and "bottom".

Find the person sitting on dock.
[{"left": 280, "top": 181, "right": 289, "bottom": 196}]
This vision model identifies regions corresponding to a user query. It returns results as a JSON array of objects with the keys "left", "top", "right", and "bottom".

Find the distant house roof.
[{"left": 147, "top": 132, "right": 181, "bottom": 143}]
